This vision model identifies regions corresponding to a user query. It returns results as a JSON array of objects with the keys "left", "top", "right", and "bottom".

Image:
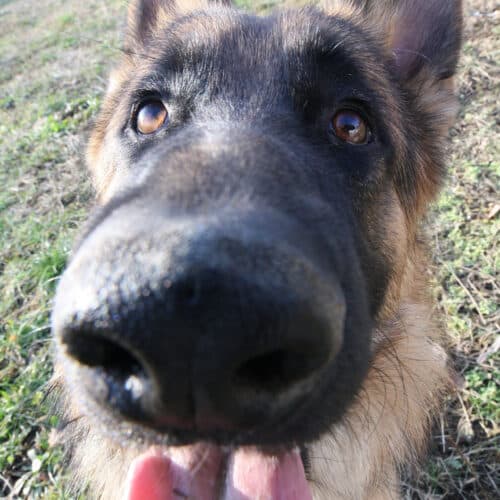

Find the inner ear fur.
[{"left": 387, "top": 0, "right": 463, "bottom": 83}]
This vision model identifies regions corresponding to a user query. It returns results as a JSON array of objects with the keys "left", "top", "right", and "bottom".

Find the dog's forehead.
[
  {"left": 159, "top": 8, "right": 330, "bottom": 56},
  {"left": 141, "top": 7, "right": 375, "bottom": 85}
]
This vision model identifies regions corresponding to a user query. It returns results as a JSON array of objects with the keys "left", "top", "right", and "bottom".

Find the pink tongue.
[
  {"left": 124, "top": 445, "right": 312, "bottom": 500},
  {"left": 225, "top": 448, "right": 312, "bottom": 500}
]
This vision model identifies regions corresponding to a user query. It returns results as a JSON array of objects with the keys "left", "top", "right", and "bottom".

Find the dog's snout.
[{"left": 54, "top": 215, "right": 346, "bottom": 439}]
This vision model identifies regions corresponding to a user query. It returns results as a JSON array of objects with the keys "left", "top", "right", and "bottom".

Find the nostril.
[
  {"left": 61, "top": 330, "right": 153, "bottom": 422},
  {"left": 63, "top": 331, "right": 145, "bottom": 380},
  {"left": 235, "top": 348, "right": 317, "bottom": 393}
]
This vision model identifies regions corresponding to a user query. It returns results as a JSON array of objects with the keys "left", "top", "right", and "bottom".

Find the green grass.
[
  {"left": 0, "top": 0, "right": 498, "bottom": 498},
  {"left": 0, "top": 218, "right": 72, "bottom": 497},
  {"left": 0, "top": 0, "right": 123, "bottom": 496}
]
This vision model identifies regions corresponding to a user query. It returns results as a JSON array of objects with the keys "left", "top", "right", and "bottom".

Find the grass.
[
  {"left": 0, "top": 0, "right": 498, "bottom": 498},
  {"left": 0, "top": 1, "right": 123, "bottom": 496}
]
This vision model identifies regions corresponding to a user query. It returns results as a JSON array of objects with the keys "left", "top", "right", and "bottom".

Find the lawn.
[{"left": 0, "top": 0, "right": 498, "bottom": 498}]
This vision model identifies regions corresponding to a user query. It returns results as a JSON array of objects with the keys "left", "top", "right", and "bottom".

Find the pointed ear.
[
  {"left": 126, "top": 0, "right": 174, "bottom": 48},
  {"left": 385, "top": 0, "right": 462, "bottom": 211},
  {"left": 387, "top": 0, "right": 463, "bottom": 83},
  {"left": 126, "top": 0, "right": 232, "bottom": 48},
  {"left": 324, "top": 1, "right": 462, "bottom": 82}
]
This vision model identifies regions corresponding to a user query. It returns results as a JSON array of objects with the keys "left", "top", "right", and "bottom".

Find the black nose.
[{"left": 53, "top": 217, "right": 345, "bottom": 439}]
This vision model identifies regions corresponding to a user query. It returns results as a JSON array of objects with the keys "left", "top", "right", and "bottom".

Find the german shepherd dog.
[{"left": 51, "top": 0, "right": 463, "bottom": 498}]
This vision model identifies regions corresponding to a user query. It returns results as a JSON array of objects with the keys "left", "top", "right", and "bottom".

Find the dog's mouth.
[{"left": 124, "top": 444, "right": 311, "bottom": 500}]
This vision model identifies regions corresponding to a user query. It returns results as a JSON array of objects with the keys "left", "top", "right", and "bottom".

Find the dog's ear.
[
  {"left": 380, "top": 0, "right": 462, "bottom": 212},
  {"left": 126, "top": 0, "right": 231, "bottom": 48},
  {"left": 126, "top": 0, "right": 170, "bottom": 47},
  {"left": 329, "top": 1, "right": 462, "bottom": 83},
  {"left": 386, "top": 0, "right": 463, "bottom": 83}
]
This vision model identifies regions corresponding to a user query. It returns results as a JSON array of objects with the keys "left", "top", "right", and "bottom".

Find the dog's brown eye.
[
  {"left": 136, "top": 100, "right": 168, "bottom": 134},
  {"left": 330, "top": 110, "right": 370, "bottom": 145}
]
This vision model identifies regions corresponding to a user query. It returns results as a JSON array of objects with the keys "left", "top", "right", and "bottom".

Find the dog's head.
[{"left": 52, "top": 0, "right": 462, "bottom": 497}]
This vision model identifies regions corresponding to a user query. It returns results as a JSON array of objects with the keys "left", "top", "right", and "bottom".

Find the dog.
[{"left": 51, "top": 0, "right": 463, "bottom": 498}]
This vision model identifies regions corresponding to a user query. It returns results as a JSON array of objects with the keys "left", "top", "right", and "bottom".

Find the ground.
[{"left": 0, "top": 0, "right": 498, "bottom": 498}]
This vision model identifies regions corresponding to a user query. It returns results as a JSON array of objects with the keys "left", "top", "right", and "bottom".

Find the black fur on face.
[{"left": 53, "top": 0, "right": 462, "bottom": 450}]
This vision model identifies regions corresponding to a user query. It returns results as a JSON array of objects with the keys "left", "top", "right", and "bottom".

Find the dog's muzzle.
[{"left": 53, "top": 204, "right": 346, "bottom": 440}]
